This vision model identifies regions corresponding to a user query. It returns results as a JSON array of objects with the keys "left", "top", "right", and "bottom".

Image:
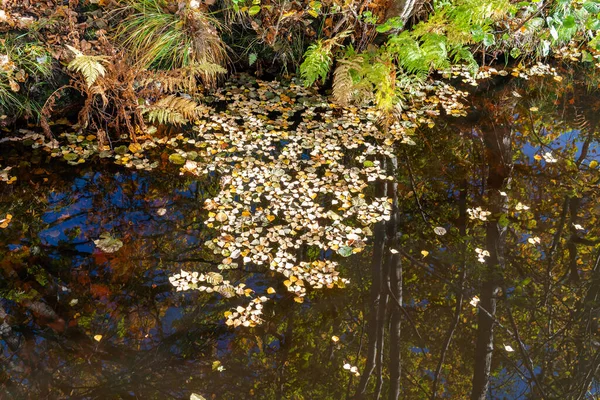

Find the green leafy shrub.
[{"left": 0, "top": 38, "right": 53, "bottom": 119}]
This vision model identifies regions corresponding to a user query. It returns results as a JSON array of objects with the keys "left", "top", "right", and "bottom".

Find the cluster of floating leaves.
[
  {"left": 475, "top": 247, "right": 490, "bottom": 263},
  {"left": 0, "top": 129, "right": 161, "bottom": 171},
  {"left": 162, "top": 77, "right": 400, "bottom": 324},
  {"left": 554, "top": 41, "right": 584, "bottom": 62},
  {"left": 439, "top": 63, "right": 563, "bottom": 86},
  {"left": 343, "top": 362, "right": 361, "bottom": 377},
  {"left": 169, "top": 270, "right": 251, "bottom": 299},
  {"left": 511, "top": 62, "right": 561, "bottom": 81},
  {"left": 0, "top": 73, "right": 517, "bottom": 328},
  {"left": 467, "top": 207, "right": 491, "bottom": 222},
  {"left": 170, "top": 271, "right": 272, "bottom": 327}
]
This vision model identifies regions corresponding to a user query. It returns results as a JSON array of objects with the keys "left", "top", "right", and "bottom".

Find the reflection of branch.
[
  {"left": 398, "top": 249, "right": 460, "bottom": 291},
  {"left": 386, "top": 287, "right": 426, "bottom": 353},
  {"left": 507, "top": 305, "right": 549, "bottom": 399},
  {"left": 402, "top": 148, "right": 429, "bottom": 223},
  {"left": 431, "top": 186, "right": 467, "bottom": 399},
  {"left": 403, "top": 368, "right": 431, "bottom": 398},
  {"left": 131, "top": 256, "right": 217, "bottom": 266}
]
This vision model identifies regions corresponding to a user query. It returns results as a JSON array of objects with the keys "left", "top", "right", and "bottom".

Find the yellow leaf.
[
  {"left": 331, "top": 335, "right": 339, "bottom": 342},
  {"left": 93, "top": 334, "right": 102, "bottom": 342},
  {"left": 421, "top": 250, "right": 429, "bottom": 258},
  {"left": 529, "top": 107, "right": 539, "bottom": 112},
  {"left": 267, "top": 215, "right": 276, "bottom": 222},
  {"left": 224, "top": 311, "right": 232, "bottom": 317},
  {"left": 283, "top": 280, "right": 292, "bottom": 287},
  {"left": 129, "top": 143, "right": 142, "bottom": 153},
  {"left": 294, "top": 296, "right": 304, "bottom": 303},
  {"left": 267, "top": 287, "right": 276, "bottom": 294},
  {"left": 534, "top": 154, "right": 542, "bottom": 161},
  {"left": 590, "top": 160, "right": 598, "bottom": 169}
]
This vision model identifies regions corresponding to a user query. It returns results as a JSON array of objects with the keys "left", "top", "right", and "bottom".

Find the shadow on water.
[{"left": 2, "top": 68, "right": 600, "bottom": 399}]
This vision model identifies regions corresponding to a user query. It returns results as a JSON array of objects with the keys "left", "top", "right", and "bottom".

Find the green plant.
[
  {"left": 115, "top": 0, "right": 227, "bottom": 83},
  {"left": 300, "top": 40, "right": 332, "bottom": 86},
  {"left": 300, "top": 31, "right": 349, "bottom": 86},
  {"left": 0, "top": 38, "right": 53, "bottom": 118}
]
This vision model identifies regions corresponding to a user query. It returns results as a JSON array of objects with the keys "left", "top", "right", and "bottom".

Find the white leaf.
[{"left": 434, "top": 227, "right": 447, "bottom": 236}]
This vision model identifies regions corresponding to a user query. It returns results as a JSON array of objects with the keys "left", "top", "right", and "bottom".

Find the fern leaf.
[
  {"left": 205, "top": 272, "right": 224, "bottom": 285},
  {"left": 141, "top": 95, "right": 205, "bottom": 126},
  {"left": 332, "top": 57, "right": 362, "bottom": 105},
  {"left": 300, "top": 41, "right": 332, "bottom": 87},
  {"left": 66, "top": 45, "right": 108, "bottom": 88},
  {"left": 191, "top": 61, "right": 227, "bottom": 77}
]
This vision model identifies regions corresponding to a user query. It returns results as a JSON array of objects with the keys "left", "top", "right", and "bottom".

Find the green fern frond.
[
  {"left": 300, "top": 41, "right": 332, "bottom": 87},
  {"left": 191, "top": 61, "right": 227, "bottom": 77},
  {"left": 300, "top": 31, "right": 351, "bottom": 87},
  {"left": 65, "top": 45, "right": 108, "bottom": 88}
]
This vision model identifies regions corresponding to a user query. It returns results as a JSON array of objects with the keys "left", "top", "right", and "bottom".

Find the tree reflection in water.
[{"left": 2, "top": 69, "right": 600, "bottom": 399}]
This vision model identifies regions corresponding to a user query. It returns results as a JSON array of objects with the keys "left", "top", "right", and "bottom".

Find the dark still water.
[{"left": 2, "top": 70, "right": 600, "bottom": 399}]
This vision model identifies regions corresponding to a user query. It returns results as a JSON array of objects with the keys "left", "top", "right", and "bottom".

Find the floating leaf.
[
  {"left": 93, "top": 232, "right": 123, "bottom": 253},
  {"left": 63, "top": 153, "right": 78, "bottom": 161},
  {"left": 337, "top": 246, "right": 353, "bottom": 257},
  {"left": 169, "top": 153, "right": 186, "bottom": 165},
  {"left": 433, "top": 227, "right": 447, "bottom": 236},
  {"left": 129, "top": 143, "right": 142, "bottom": 153},
  {"left": 206, "top": 272, "right": 224, "bottom": 285},
  {"left": 215, "top": 211, "right": 228, "bottom": 222},
  {"left": 114, "top": 145, "right": 128, "bottom": 155}
]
